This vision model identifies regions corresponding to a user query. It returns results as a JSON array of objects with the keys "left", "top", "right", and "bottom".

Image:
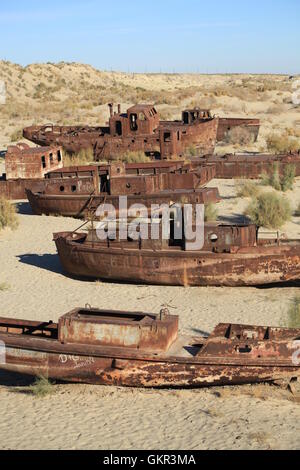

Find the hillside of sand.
[{"left": 0, "top": 61, "right": 300, "bottom": 154}]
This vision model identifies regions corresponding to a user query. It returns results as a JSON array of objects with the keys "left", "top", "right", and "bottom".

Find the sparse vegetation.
[
  {"left": 287, "top": 297, "right": 300, "bottom": 328},
  {"left": 245, "top": 192, "right": 292, "bottom": 229},
  {"left": 63, "top": 147, "right": 94, "bottom": 167},
  {"left": 0, "top": 198, "right": 19, "bottom": 231},
  {"left": 10, "top": 128, "right": 23, "bottom": 142},
  {"left": 0, "top": 282, "right": 10, "bottom": 291},
  {"left": 266, "top": 133, "right": 300, "bottom": 153},
  {"left": 281, "top": 164, "right": 296, "bottom": 192},
  {"left": 236, "top": 181, "right": 260, "bottom": 198},
  {"left": 114, "top": 151, "right": 149, "bottom": 164},
  {"left": 205, "top": 203, "right": 218, "bottom": 222},
  {"left": 29, "top": 376, "right": 55, "bottom": 397},
  {"left": 261, "top": 163, "right": 296, "bottom": 192}
]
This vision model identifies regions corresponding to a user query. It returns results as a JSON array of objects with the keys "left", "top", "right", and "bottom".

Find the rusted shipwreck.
[
  {"left": 0, "top": 307, "right": 299, "bottom": 387},
  {"left": 26, "top": 161, "right": 219, "bottom": 218},
  {"left": 54, "top": 222, "right": 300, "bottom": 287},
  {"left": 0, "top": 143, "right": 63, "bottom": 200},
  {"left": 23, "top": 103, "right": 260, "bottom": 160},
  {"left": 196, "top": 152, "right": 300, "bottom": 179}
]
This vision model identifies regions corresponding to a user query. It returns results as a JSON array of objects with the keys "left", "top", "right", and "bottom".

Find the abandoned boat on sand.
[
  {"left": 26, "top": 161, "right": 219, "bottom": 218},
  {"left": 0, "top": 307, "right": 299, "bottom": 388},
  {"left": 54, "top": 223, "right": 300, "bottom": 287}
]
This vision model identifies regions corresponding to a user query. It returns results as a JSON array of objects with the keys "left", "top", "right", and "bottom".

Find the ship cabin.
[
  {"left": 109, "top": 104, "right": 160, "bottom": 138},
  {"left": 85, "top": 221, "right": 258, "bottom": 254}
]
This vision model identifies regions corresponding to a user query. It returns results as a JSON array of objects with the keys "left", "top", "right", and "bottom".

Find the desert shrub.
[
  {"left": 225, "top": 127, "right": 255, "bottom": 146},
  {"left": 113, "top": 151, "right": 149, "bottom": 164},
  {"left": 261, "top": 163, "right": 281, "bottom": 191},
  {"left": 261, "top": 163, "right": 295, "bottom": 192},
  {"left": 204, "top": 204, "right": 218, "bottom": 222},
  {"left": 29, "top": 376, "right": 55, "bottom": 397},
  {"left": 281, "top": 165, "right": 296, "bottom": 192},
  {"left": 0, "top": 198, "right": 19, "bottom": 231},
  {"left": 286, "top": 127, "right": 300, "bottom": 138},
  {"left": 244, "top": 192, "right": 292, "bottom": 229},
  {"left": 63, "top": 147, "right": 94, "bottom": 167},
  {"left": 287, "top": 297, "right": 300, "bottom": 328},
  {"left": 236, "top": 181, "right": 260, "bottom": 198},
  {"left": 266, "top": 133, "right": 300, "bottom": 153},
  {"left": 10, "top": 129, "right": 23, "bottom": 142}
]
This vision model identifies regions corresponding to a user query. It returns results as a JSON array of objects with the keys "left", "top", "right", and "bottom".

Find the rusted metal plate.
[
  {"left": 0, "top": 177, "right": 57, "bottom": 200},
  {"left": 217, "top": 118, "right": 260, "bottom": 142},
  {"left": 58, "top": 308, "right": 178, "bottom": 352}
]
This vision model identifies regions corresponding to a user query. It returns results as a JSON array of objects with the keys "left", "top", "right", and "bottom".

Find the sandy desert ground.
[{"left": 0, "top": 63, "right": 300, "bottom": 450}]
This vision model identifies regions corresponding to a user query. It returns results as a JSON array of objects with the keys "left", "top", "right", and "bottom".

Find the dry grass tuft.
[
  {"left": 10, "top": 129, "right": 23, "bottom": 142},
  {"left": 266, "top": 133, "right": 300, "bottom": 154},
  {"left": 236, "top": 181, "right": 260, "bottom": 198},
  {"left": 64, "top": 147, "right": 94, "bottom": 167},
  {"left": 110, "top": 151, "right": 149, "bottom": 164},
  {"left": 0, "top": 282, "right": 10, "bottom": 292},
  {"left": 29, "top": 376, "right": 55, "bottom": 397},
  {"left": 0, "top": 198, "right": 19, "bottom": 231},
  {"left": 261, "top": 163, "right": 296, "bottom": 192}
]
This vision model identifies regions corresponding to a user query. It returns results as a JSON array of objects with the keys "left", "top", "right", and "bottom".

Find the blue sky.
[{"left": 0, "top": 0, "right": 299, "bottom": 73}]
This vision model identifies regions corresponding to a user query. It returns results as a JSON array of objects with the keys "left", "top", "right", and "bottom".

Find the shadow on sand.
[
  {"left": 0, "top": 370, "right": 35, "bottom": 388},
  {"left": 15, "top": 202, "right": 33, "bottom": 215},
  {"left": 17, "top": 254, "right": 63, "bottom": 276}
]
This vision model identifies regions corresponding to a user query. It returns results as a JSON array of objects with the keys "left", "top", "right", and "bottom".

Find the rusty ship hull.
[
  {"left": 194, "top": 152, "right": 300, "bottom": 179},
  {"left": 54, "top": 232, "right": 300, "bottom": 287},
  {"left": 0, "top": 313, "right": 299, "bottom": 388},
  {"left": 26, "top": 188, "right": 220, "bottom": 218}
]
